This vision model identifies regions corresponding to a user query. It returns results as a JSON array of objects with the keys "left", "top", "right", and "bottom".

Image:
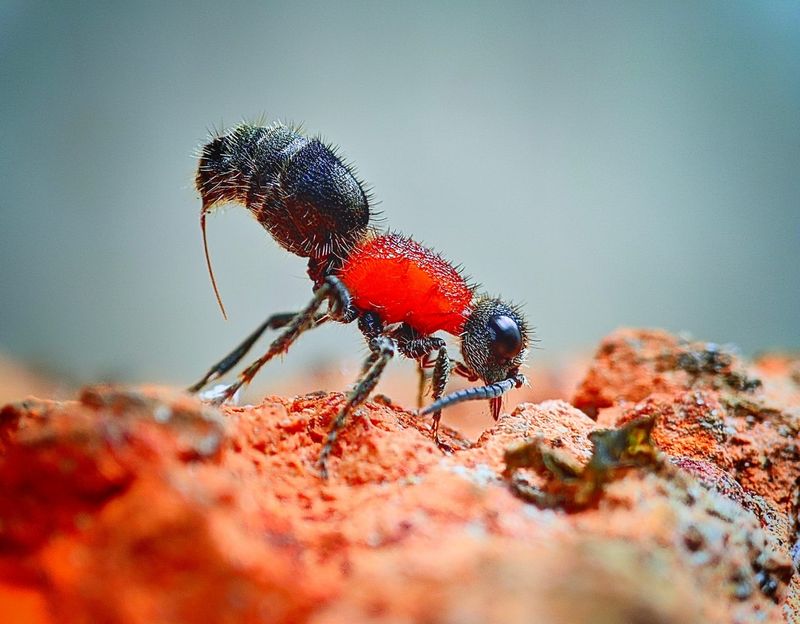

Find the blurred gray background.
[{"left": 1, "top": 1, "right": 798, "bottom": 387}]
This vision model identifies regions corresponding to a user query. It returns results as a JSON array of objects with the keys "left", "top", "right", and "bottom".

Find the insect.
[{"left": 188, "top": 121, "right": 530, "bottom": 477}]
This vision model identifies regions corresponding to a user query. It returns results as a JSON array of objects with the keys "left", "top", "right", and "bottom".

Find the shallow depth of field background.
[{"left": 1, "top": 1, "right": 798, "bottom": 388}]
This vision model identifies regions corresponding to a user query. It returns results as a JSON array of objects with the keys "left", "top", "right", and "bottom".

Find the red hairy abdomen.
[{"left": 339, "top": 234, "right": 473, "bottom": 336}]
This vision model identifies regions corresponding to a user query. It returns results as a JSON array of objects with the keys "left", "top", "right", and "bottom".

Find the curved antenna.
[
  {"left": 419, "top": 374, "right": 526, "bottom": 416},
  {"left": 201, "top": 210, "right": 228, "bottom": 320}
]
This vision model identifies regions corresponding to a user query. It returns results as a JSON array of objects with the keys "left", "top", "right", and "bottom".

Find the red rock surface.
[{"left": 1, "top": 329, "right": 798, "bottom": 623}]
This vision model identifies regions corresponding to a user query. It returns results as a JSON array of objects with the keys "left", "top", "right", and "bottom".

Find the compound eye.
[{"left": 487, "top": 315, "right": 523, "bottom": 360}]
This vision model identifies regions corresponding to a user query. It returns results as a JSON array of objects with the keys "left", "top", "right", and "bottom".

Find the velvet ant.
[{"left": 188, "top": 121, "right": 530, "bottom": 477}]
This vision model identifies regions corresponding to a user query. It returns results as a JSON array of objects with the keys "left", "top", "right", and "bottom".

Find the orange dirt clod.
[{"left": 1, "top": 329, "right": 799, "bottom": 623}]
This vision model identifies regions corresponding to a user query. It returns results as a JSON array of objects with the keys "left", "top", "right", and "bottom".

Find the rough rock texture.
[
  {"left": 574, "top": 329, "right": 800, "bottom": 621},
  {"left": 259, "top": 354, "right": 588, "bottom": 440},
  {"left": 1, "top": 329, "right": 798, "bottom": 623}
]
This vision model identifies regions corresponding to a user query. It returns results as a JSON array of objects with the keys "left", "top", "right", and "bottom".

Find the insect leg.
[
  {"left": 324, "top": 274, "right": 357, "bottom": 322},
  {"left": 395, "top": 335, "right": 453, "bottom": 450},
  {"left": 317, "top": 336, "right": 396, "bottom": 479},
  {"left": 429, "top": 346, "right": 453, "bottom": 452},
  {"left": 453, "top": 360, "right": 480, "bottom": 382},
  {"left": 415, "top": 349, "right": 446, "bottom": 407},
  {"left": 210, "top": 277, "right": 352, "bottom": 404},
  {"left": 417, "top": 360, "right": 429, "bottom": 408},
  {"left": 188, "top": 312, "right": 326, "bottom": 393},
  {"left": 395, "top": 335, "right": 444, "bottom": 408}
]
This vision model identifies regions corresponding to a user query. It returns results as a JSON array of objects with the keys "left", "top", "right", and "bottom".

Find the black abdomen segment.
[{"left": 196, "top": 123, "right": 371, "bottom": 259}]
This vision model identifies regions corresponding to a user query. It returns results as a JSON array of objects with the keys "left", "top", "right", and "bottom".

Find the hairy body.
[
  {"left": 339, "top": 233, "right": 473, "bottom": 336},
  {"left": 190, "top": 121, "right": 531, "bottom": 477}
]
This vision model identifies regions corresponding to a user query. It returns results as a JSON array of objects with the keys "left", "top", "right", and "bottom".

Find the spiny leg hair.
[
  {"left": 429, "top": 346, "right": 453, "bottom": 452},
  {"left": 209, "top": 276, "right": 353, "bottom": 404},
  {"left": 395, "top": 335, "right": 454, "bottom": 450},
  {"left": 398, "top": 336, "right": 446, "bottom": 408},
  {"left": 417, "top": 353, "right": 480, "bottom": 410},
  {"left": 416, "top": 358, "right": 430, "bottom": 408},
  {"left": 188, "top": 312, "right": 321, "bottom": 393},
  {"left": 317, "top": 335, "right": 396, "bottom": 478},
  {"left": 325, "top": 273, "right": 357, "bottom": 322}
]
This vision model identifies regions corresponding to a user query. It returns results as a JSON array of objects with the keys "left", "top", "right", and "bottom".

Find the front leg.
[
  {"left": 453, "top": 360, "right": 480, "bottom": 382},
  {"left": 415, "top": 350, "right": 438, "bottom": 408},
  {"left": 397, "top": 334, "right": 445, "bottom": 409},
  {"left": 416, "top": 354, "right": 479, "bottom": 408},
  {"left": 397, "top": 335, "right": 454, "bottom": 453}
]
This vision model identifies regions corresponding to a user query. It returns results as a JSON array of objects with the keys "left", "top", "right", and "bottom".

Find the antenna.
[{"left": 201, "top": 210, "right": 228, "bottom": 320}]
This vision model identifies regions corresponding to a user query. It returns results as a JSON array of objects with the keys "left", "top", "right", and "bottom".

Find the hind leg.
[
  {"left": 317, "top": 336, "right": 396, "bottom": 478},
  {"left": 208, "top": 276, "right": 352, "bottom": 404},
  {"left": 188, "top": 311, "right": 324, "bottom": 393}
]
